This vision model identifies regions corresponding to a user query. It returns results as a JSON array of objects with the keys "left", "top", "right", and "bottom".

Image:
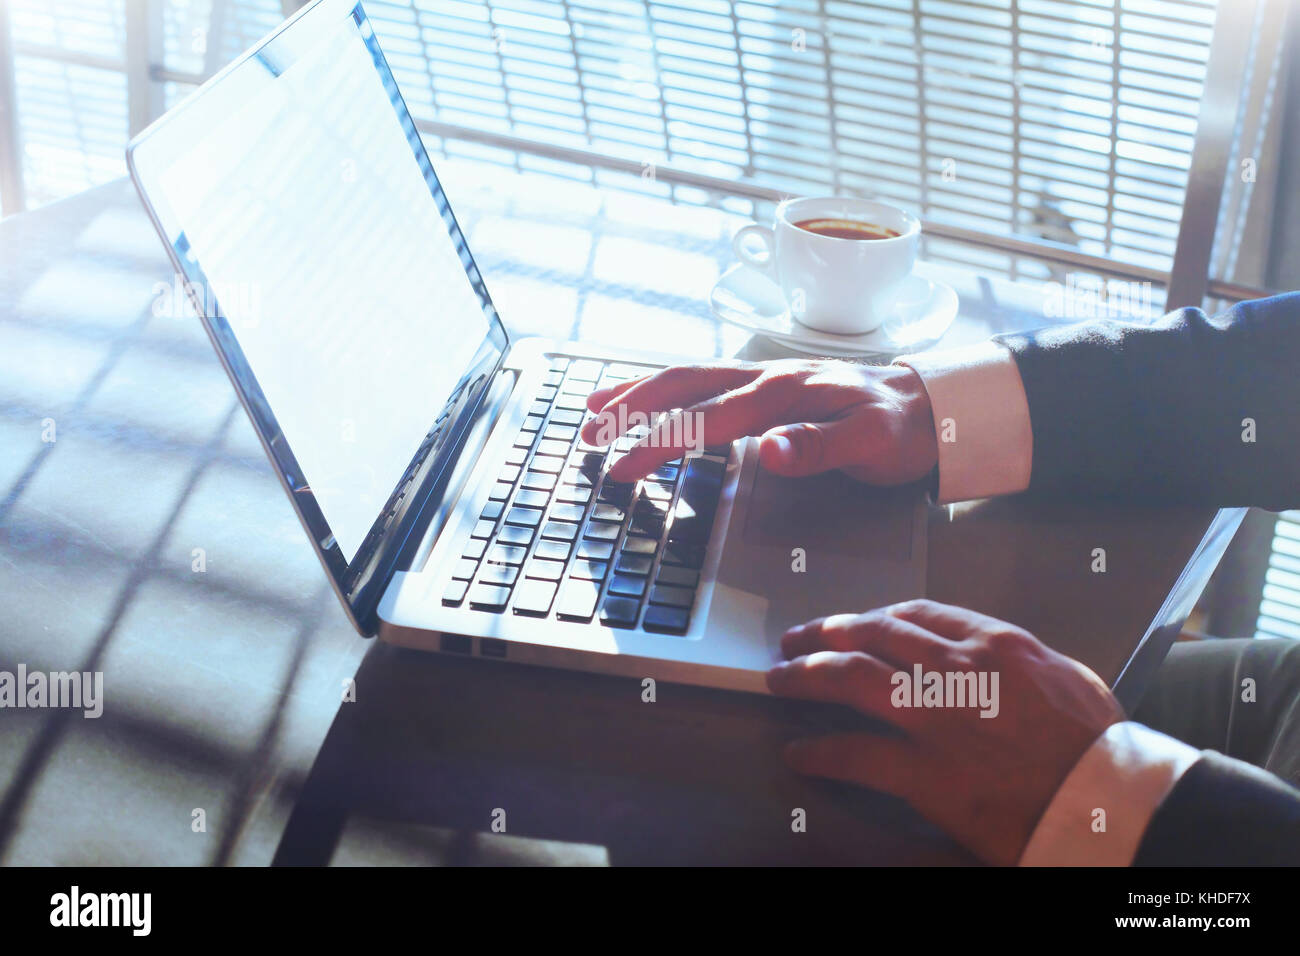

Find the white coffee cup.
[{"left": 732, "top": 197, "right": 921, "bottom": 335}]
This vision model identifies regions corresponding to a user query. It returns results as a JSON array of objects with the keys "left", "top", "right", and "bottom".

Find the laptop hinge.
[{"left": 393, "top": 365, "right": 520, "bottom": 578}]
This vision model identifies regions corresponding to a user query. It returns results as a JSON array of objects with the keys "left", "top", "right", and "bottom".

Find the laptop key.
[
  {"left": 537, "top": 439, "right": 571, "bottom": 458},
  {"left": 549, "top": 503, "right": 586, "bottom": 523},
  {"left": 605, "top": 363, "right": 647, "bottom": 380},
  {"left": 598, "top": 481, "right": 634, "bottom": 507},
  {"left": 461, "top": 538, "right": 487, "bottom": 560},
  {"left": 668, "top": 458, "right": 723, "bottom": 543},
  {"left": 556, "top": 485, "right": 592, "bottom": 505},
  {"left": 487, "top": 544, "right": 528, "bottom": 566},
  {"left": 488, "top": 482, "right": 512, "bottom": 501},
  {"left": 528, "top": 401, "right": 550, "bottom": 418},
  {"left": 471, "top": 519, "right": 495, "bottom": 539},
  {"left": 563, "top": 467, "right": 595, "bottom": 488},
  {"left": 615, "top": 553, "right": 654, "bottom": 576},
  {"left": 577, "top": 539, "right": 614, "bottom": 561},
  {"left": 505, "top": 446, "right": 528, "bottom": 466},
  {"left": 549, "top": 408, "right": 584, "bottom": 426},
  {"left": 498, "top": 525, "right": 534, "bottom": 547},
  {"left": 442, "top": 579, "right": 469, "bottom": 607},
  {"left": 608, "top": 574, "right": 647, "bottom": 598},
  {"left": 513, "top": 579, "right": 558, "bottom": 616},
  {"left": 498, "top": 464, "right": 521, "bottom": 483},
  {"left": 649, "top": 584, "right": 694, "bottom": 608},
  {"left": 643, "top": 605, "right": 690, "bottom": 635},
  {"left": 468, "top": 583, "right": 512, "bottom": 611},
  {"left": 556, "top": 579, "right": 601, "bottom": 621},
  {"left": 522, "top": 471, "right": 557, "bottom": 491},
  {"left": 534, "top": 539, "right": 572, "bottom": 561},
  {"left": 544, "top": 424, "right": 577, "bottom": 442},
  {"left": 570, "top": 559, "right": 608, "bottom": 581},
  {"left": 620, "top": 536, "right": 657, "bottom": 556},
  {"left": 555, "top": 393, "right": 587, "bottom": 410},
  {"left": 661, "top": 541, "right": 705, "bottom": 569},
  {"left": 590, "top": 503, "right": 625, "bottom": 524},
  {"left": 641, "top": 481, "right": 674, "bottom": 502},
  {"left": 628, "top": 513, "right": 665, "bottom": 538},
  {"left": 599, "top": 597, "right": 639, "bottom": 629},
  {"left": 584, "top": 522, "right": 619, "bottom": 542},
  {"left": 520, "top": 415, "right": 544, "bottom": 433},
  {"left": 480, "top": 501, "right": 504, "bottom": 521},
  {"left": 529, "top": 455, "right": 565, "bottom": 475},
  {"left": 505, "top": 506, "right": 543, "bottom": 527},
  {"left": 568, "top": 359, "right": 604, "bottom": 382},
  {"left": 453, "top": 558, "right": 479, "bottom": 580},
  {"left": 511, "top": 489, "right": 545, "bottom": 509},
  {"left": 655, "top": 565, "right": 699, "bottom": 588},
  {"left": 480, "top": 564, "right": 519, "bottom": 586},
  {"left": 543, "top": 370, "right": 564, "bottom": 387},
  {"left": 525, "top": 558, "right": 565, "bottom": 581},
  {"left": 541, "top": 520, "right": 579, "bottom": 542}
]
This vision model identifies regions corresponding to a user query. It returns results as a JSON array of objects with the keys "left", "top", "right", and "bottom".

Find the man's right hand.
[{"left": 581, "top": 359, "right": 939, "bottom": 485}]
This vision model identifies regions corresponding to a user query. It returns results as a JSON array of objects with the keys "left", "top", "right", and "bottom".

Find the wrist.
[
  {"left": 880, "top": 363, "right": 939, "bottom": 480},
  {"left": 893, "top": 343, "right": 1033, "bottom": 503}
]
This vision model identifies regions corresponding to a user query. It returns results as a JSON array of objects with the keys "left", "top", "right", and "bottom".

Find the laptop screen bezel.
[{"left": 126, "top": 0, "right": 510, "bottom": 634}]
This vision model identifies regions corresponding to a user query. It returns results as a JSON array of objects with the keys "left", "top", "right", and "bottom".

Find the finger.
[
  {"left": 581, "top": 364, "right": 758, "bottom": 444},
  {"left": 884, "top": 599, "right": 1025, "bottom": 642},
  {"left": 757, "top": 416, "right": 871, "bottom": 477},
  {"left": 585, "top": 376, "right": 647, "bottom": 412},
  {"left": 782, "top": 732, "right": 929, "bottom": 799},
  {"left": 606, "top": 383, "right": 773, "bottom": 481},
  {"left": 766, "top": 650, "right": 905, "bottom": 724},
  {"left": 781, "top": 611, "right": 955, "bottom": 670}
]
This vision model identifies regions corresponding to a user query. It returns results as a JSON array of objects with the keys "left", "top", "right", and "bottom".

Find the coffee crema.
[{"left": 793, "top": 217, "right": 900, "bottom": 241}]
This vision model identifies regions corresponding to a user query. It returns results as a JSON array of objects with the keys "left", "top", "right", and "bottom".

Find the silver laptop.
[{"left": 127, "top": 0, "right": 927, "bottom": 693}]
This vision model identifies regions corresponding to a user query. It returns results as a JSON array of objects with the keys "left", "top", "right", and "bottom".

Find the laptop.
[{"left": 127, "top": 0, "right": 928, "bottom": 693}]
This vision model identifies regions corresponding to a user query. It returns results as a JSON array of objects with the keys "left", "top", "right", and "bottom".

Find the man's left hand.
[{"left": 768, "top": 599, "right": 1125, "bottom": 865}]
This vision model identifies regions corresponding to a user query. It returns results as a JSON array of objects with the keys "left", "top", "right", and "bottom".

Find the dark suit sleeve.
[
  {"left": 1135, "top": 752, "right": 1300, "bottom": 865},
  {"left": 995, "top": 293, "right": 1300, "bottom": 510}
]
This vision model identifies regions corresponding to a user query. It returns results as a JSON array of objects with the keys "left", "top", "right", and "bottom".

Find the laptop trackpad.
[{"left": 742, "top": 468, "right": 920, "bottom": 560}]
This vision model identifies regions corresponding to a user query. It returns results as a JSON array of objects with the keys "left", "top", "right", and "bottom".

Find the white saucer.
[{"left": 708, "top": 264, "right": 959, "bottom": 357}]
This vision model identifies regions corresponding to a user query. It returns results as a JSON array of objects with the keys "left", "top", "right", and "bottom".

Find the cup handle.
[{"left": 732, "top": 224, "right": 777, "bottom": 280}]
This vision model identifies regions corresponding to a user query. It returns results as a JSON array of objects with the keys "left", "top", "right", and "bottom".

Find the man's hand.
[
  {"left": 768, "top": 600, "right": 1125, "bottom": 866},
  {"left": 582, "top": 359, "right": 938, "bottom": 484}
]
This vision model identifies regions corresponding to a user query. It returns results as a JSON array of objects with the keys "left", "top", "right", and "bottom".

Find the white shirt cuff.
[
  {"left": 1019, "top": 721, "right": 1202, "bottom": 867},
  {"left": 894, "top": 341, "right": 1033, "bottom": 503}
]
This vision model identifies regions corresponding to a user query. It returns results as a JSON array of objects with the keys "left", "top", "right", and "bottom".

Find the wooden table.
[{"left": 0, "top": 168, "right": 1239, "bottom": 866}]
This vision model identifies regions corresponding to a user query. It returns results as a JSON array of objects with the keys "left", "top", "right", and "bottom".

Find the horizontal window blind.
[
  {"left": 1258, "top": 512, "right": 1300, "bottom": 640},
  {"left": 7, "top": 0, "right": 1224, "bottom": 283},
  {"left": 363, "top": 0, "right": 1219, "bottom": 278},
  {"left": 8, "top": 0, "right": 128, "bottom": 209}
]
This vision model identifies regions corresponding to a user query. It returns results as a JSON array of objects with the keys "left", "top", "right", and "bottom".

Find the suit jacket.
[{"left": 996, "top": 293, "right": 1300, "bottom": 865}]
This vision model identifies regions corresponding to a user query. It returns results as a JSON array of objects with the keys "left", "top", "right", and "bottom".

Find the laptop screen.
[{"left": 131, "top": 4, "right": 504, "bottom": 570}]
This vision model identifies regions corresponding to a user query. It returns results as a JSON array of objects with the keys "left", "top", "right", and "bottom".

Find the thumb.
[{"left": 758, "top": 419, "right": 860, "bottom": 476}]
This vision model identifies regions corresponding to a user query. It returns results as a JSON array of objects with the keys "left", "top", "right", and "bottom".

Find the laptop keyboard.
[{"left": 441, "top": 356, "right": 729, "bottom": 635}]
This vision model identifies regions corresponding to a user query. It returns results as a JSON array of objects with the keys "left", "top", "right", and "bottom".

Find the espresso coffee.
[{"left": 794, "top": 217, "right": 900, "bottom": 241}]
